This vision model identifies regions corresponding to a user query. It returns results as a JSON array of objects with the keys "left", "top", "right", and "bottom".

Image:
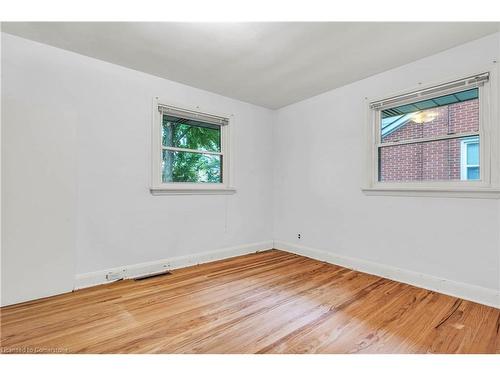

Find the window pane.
[
  {"left": 379, "top": 137, "right": 478, "bottom": 182},
  {"left": 162, "top": 150, "right": 222, "bottom": 183},
  {"left": 466, "top": 142, "right": 479, "bottom": 165},
  {"left": 381, "top": 89, "right": 478, "bottom": 144},
  {"left": 162, "top": 115, "right": 221, "bottom": 152},
  {"left": 467, "top": 167, "right": 480, "bottom": 180}
]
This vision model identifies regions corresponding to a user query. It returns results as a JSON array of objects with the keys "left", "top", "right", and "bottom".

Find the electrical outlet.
[{"left": 297, "top": 233, "right": 301, "bottom": 240}]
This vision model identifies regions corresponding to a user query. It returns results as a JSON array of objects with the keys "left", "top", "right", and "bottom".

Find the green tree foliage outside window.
[{"left": 162, "top": 115, "right": 222, "bottom": 183}]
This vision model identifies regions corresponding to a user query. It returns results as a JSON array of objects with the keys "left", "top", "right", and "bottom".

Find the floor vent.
[{"left": 133, "top": 270, "right": 172, "bottom": 281}]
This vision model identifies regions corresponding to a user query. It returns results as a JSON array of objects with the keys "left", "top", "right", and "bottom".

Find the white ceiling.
[{"left": 2, "top": 22, "right": 499, "bottom": 109}]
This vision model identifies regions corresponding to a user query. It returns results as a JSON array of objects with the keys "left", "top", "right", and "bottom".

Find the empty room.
[{"left": 1, "top": 3, "right": 500, "bottom": 368}]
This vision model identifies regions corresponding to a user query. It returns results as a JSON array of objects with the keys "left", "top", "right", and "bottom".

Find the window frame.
[
  {"left": 150, "top": 97, "right": 236, "bottom": 195},
  {"left": 363, "top": 68, "right": 500, "bottom": 198}
]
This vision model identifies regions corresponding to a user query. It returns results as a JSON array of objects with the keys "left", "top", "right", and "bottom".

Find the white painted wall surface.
[
  {"left": 1, "top": 34, "right": 78, "bottom": 305},
  {"left": 273, "top": 33, "right": 500, "bottom": 297},
  {"left": 1, "top": 33, "right": 274, "bottom": 305}
]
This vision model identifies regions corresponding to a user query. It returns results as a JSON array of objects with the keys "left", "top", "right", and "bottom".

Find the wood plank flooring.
[{"left": 1, "top": 250, "right": 499, "bottom": 354}]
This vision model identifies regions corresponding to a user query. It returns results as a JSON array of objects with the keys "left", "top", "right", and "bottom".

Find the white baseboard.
[
  {"left": 274, "top": 240, "right": 500, "bottom": 309},
  {"left": 74, "top": 240, "right": 273, "bottom": 290}
]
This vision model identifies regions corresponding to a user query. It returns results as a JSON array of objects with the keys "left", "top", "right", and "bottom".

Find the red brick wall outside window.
[{"left": 379, "top": 99, "right": 479, "bottom": 182}]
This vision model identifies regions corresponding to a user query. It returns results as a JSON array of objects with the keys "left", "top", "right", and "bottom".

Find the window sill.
[
  {"left": 362, "top": 186, "right": 500, "bottom": 199},
  {"left": 150, "top": 186, "right": 236, "bottom": 195}
]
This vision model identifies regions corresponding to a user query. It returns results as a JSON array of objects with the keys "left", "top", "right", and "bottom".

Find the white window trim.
[
  {"left": 150, "top": 97, "right": 236, "bottom": 195},
  {"left": 362, "top": 66, "right": 500, "bottom": 199},
  {"left": 460, "top": 137, "right": 480, "bottom": 181}
]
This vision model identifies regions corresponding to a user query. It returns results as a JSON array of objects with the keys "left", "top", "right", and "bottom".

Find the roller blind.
[
  {"left": 370, "top": 72, "right": 489, "bottom": 111},
  {"left": 158, "top": 105, "right": 229, "bottom": 126}
]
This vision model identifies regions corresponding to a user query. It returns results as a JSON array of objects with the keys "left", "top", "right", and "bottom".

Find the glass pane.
[
  {"left": 162, "top": 115, "right": 221, "bottom": 152},
  {"left": 162, "top": 150, "right": 222, "bottom": 183},
  {"left": 467, "top": 167, "right": 480, "bottom": 180},
  {"left": 466, "top": 142, "right": 479, "bottom": 165},
  {"left": 379, "top": 137, "right": 479, "bottom": 182},
  {"left": 381, "top": 88, "right": 478, "bottom": 144}
]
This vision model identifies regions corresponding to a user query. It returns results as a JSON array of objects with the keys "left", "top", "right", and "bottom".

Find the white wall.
[
  {"left": 273, "top": 33, "right": 500, "bottom": 300},
  {"left": 1, "top": 33, "right": 274, "bottom": 305},
  {"left": 1, "top": 34, "right": 78, "bottom": 305}
]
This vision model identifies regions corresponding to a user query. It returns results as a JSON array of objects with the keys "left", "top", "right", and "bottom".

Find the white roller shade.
[
  {"left": 370, "top": 72, "right": 489, "bottom": 110},
  {"left": 158, "top": 105, "right": 229, "bottom": 126}
]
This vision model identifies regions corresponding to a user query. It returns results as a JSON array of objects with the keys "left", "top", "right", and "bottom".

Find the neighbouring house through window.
[
  {"left": 460, "top": 136, "right": 480, "bottom": 181},
  {"left": 364, "top": 72, "right": 500, "bottom": 198},
  {"left": 378, "top": 88, "right": 480, "bottom": 182}
]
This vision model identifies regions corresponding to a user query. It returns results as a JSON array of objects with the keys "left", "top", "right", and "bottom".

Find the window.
[
  {"left": 460, "top": 137, "right": 480, "bottom": 181},
  {"left": 151, "top": 100, "right": 234, "bottom": 194},
  {"left": 364, "top": 72, "right": 500, "bottom": 198},
  {"left": 378, "top": 88, "right": 480, "bottom": 182}
]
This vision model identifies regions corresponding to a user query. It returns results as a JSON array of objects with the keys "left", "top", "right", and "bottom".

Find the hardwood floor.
[{"left": 1, "top": 250, "right": 499, "bottom": 354}]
